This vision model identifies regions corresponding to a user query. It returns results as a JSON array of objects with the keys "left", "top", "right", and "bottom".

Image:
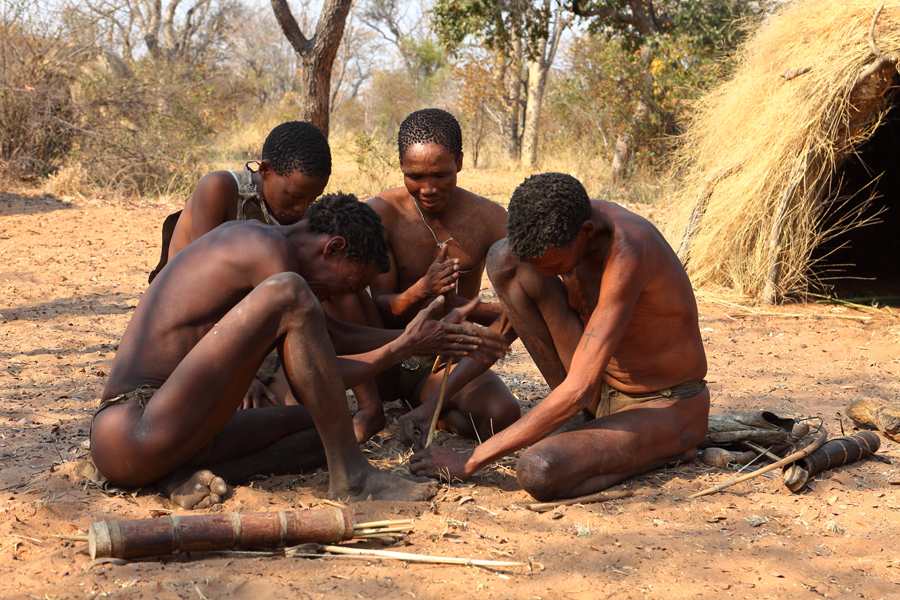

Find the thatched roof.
[{"left": 668, "top": 0, "right": 900, "bottom": 303}]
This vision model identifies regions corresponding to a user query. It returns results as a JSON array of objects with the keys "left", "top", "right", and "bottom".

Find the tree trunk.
[
  {"left": 520, "top": 7, "right": 568, "bottom": 168},
  {"left": 271, "top": 0, "right": 352, "bottom": 137},
  {"left": 499, "top": 38, "right": 523, "bottom": 163},
  {"left": 609, "top": 43, "right": 653, "bottom": 184}
]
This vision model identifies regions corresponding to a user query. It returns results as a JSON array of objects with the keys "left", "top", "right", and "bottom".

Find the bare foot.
[
  {"left": 332, "top": 465, "right": 438, "bottom": 502},
  {"left": 352, "top": 408, "right": 386, "bottom": 444},
  {"left": 158, "top": 469, "right": 229, "bottom": 510}
]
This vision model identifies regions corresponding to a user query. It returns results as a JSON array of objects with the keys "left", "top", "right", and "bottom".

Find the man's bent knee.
[
  {"left": 259, "top": 273, "right": 322, "bottom": 318},
  {"left": 485, "top": 395, "right": 521, "bottom": 432},
  {"left": 515, "top": 448, "right": 562, "bottom": 502}
]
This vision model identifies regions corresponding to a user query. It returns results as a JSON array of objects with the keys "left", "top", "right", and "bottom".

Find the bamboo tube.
[
  {"left": 782, "top": 431, "right": 880, "bottom": 492},
  {"left": 89, "top": 507, "right": 354, "bottom": 560}
]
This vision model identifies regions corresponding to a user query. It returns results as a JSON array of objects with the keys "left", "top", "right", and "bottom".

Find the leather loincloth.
[{"left": 592, "top": 379, "right": 707, "bottom": 418}]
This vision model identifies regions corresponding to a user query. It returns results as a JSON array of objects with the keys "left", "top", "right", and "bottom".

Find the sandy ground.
[{"left": 2, "top": 189, "right": 900, "bottom": 600}]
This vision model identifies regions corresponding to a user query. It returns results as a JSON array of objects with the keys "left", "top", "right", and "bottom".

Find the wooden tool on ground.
[
  {"left": 690, "top": 426, "right": 828, "bottom": 498},
  {"left": 527, "top": 490, "right": 633, "bottom": 512},
  {"left": 88, "top": 508, "right": 412, "bottom": 560},
  {"left": 425, "top": 355, "right": 456, "bottom": 447},
  {"left": 782, "top": 431, "right": 881, "bottom": 492}
]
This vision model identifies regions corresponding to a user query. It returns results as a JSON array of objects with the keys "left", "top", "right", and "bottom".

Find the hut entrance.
[{"left": 812, "top": 94, "right": 900, "bottom": 302}]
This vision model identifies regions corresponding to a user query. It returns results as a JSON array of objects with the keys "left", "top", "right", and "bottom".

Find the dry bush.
[
  {"left": 0, "top": 3, "right": 84, "bottom": 178},
  {"left": 0, "top": 0, "right": 255, "bottom": 198},
  {"left": 65, "top": 62, "right": 255, "bottom": 198}
]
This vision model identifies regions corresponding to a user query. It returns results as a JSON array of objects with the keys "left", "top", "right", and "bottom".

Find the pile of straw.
[{"left": 668, "top": 0, "right": 900, "bottom": 303}]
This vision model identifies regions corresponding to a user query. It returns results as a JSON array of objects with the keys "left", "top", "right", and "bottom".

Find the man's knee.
[
  {"left": 515, "top": 448, "right": 561, "bottom": 502},
  {"left": 259, "top": 273, "right": 322, "bottom": 318},
  {"left": 486, "top": 239, "right": 519, "bottom": 287},
  {"left": 484, "top": 394, "right": 521, "bottom": 431}
]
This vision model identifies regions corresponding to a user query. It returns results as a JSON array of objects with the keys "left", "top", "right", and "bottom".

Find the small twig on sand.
[
  {"left": 9, "top": 534, "right": 43, "bottom": 544},
  {"left": 354, "top": 519, "right": 413, "bottom": 530},
  {"left": 527, "top": 490, "right": 634, "bottom": 512},
  {"left": 293, "top": 544, "right": 528, "bottom": 568},
  {"left": 690, "top": 426, "right": 828, "bottom": 498},
  {"left": 425, "top": 357, "right": 456, "bottom": 447},
  {"left": 52, "top": 534, "right": 88, "bottom": 542}
]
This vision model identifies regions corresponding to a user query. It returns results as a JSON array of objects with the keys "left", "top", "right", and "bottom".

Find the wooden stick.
[
  {"left": 743, "top": 441, "right": 783, "bottom": 462},
  {"left": 425, "top": 356, "right": 456, "bottom": 447},
  {"left": 689, "top": 427, "right": 828, "bottom": 498},
  {"left": 353, "top": 519, "right": 413, "bottom": 530},
  {"left": 52, "top": 534, "right": 88, "bottom": 542},
  {"left": 725, "top": 311, "right": 871, "bottom": 321},
  {"left": 431, "top": 355, "right": 444, "bottom": 375},
  {"left": 352, "top": 526, "right": 411, "bottom": 536},
  {"left": 315, "top": 544, "right": 527, "bottom": 568},
  {"left": 527, "top": 489, "right": 633, "bottom": 512}
]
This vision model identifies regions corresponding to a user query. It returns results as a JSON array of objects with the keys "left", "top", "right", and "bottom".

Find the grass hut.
[{"left": 669, "top": 0, "right": 900, "bottom": 304}]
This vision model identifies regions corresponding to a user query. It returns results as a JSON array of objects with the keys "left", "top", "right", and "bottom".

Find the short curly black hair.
[
  {"left": 506, "top": 173, "right": 592, "bottom": 261},
  {"left": 305, "top": 192, "right": 391, "bottom": 273},
  {"left": 262, "top": 121, "right": 332, "bottom": 178},
  {"left": 398, "top": 108, "right": 463, "bottom": 160}
]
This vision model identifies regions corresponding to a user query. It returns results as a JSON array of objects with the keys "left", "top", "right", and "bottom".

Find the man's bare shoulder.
[
  {"left": 367, "top": 188, "right": 409, "bottom": 213},
  {"left": 190, "top": 170, "right": 240, "bottom": 211},
  {"left": 457, "top": 187, "right": 506, "bottom": 215}
]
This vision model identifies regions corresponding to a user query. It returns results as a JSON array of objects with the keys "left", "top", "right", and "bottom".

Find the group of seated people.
[{"left": 89, "top": 109, "right": 710, "bottom": 509}]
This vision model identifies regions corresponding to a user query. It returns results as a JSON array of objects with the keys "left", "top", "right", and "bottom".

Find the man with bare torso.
[
  {"left": 92, "top": 194, "right": 503, "bottom": 508},
  {"left": 149, "top": 121, "right": 386, "bottom": 441},
  {"left": 409, "top": 173, "right": 709, "bottom": 500},
  {"left": 367, "top": 109, "right": 520, "bottom": 445}
]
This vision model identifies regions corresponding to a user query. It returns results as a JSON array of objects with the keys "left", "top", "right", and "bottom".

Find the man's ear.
[
  {"left": 579, "top": 220, "right": 595, "bottom": 239},
  {"left": 456, "top": 152, "right": 464, "bottom": 173},
  {"left": 258, "top": 159, "right": 271, "bottom": 180},
  {"left": 324, "top": 236, "right": 347, "bottom": 259}
]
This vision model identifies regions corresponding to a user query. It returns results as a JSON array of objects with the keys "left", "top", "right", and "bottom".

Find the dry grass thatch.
[{"left": 668, "top": 0, "right": 900, "bottom": 304}]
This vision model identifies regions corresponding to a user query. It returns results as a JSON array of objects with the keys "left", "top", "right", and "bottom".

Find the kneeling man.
[
  {"left": 92, "top": 194, "right": 500, "bottom": 508},
  {"left": 410, "top": 173, "right": 709, "bottom": 501}
]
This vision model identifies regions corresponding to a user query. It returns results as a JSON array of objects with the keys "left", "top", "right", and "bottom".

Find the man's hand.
[
  {"left": 409, "top": 443, "right": 474, "bottom": 481},
  {"left": 398, "top": 401, "right": 439, "bottom": 451},
  {"left": 419, "top": 245, "right": 459, "bottom": 298},
  {"left": 400, "top": 296, "right": 488, "bottom": 358},
  {"left": 240, "top": 378, "right": 280, "bottom": 409}
]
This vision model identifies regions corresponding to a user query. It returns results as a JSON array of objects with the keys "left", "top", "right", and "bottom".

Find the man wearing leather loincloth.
[{"left": 409, "top": 173, "right": 710, "bottom": 501}]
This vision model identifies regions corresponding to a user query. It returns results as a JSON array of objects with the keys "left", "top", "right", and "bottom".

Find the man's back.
[{"left": 107, "top": 221, "right": 295, "bottom": 398}]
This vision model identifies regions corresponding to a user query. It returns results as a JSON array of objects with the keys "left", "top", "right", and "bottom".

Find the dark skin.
[
  {"left": 92, "top": 220, "right": 506, "bottom": 509},
  {"left": 167, "top": 159, "right": 386, "bottom": 442},
  {"left": 410, "top": 200, "right": 710, "bottom": 501},
  {"left": 367, "top": 142, "right": 520, "bottom": 445}
]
